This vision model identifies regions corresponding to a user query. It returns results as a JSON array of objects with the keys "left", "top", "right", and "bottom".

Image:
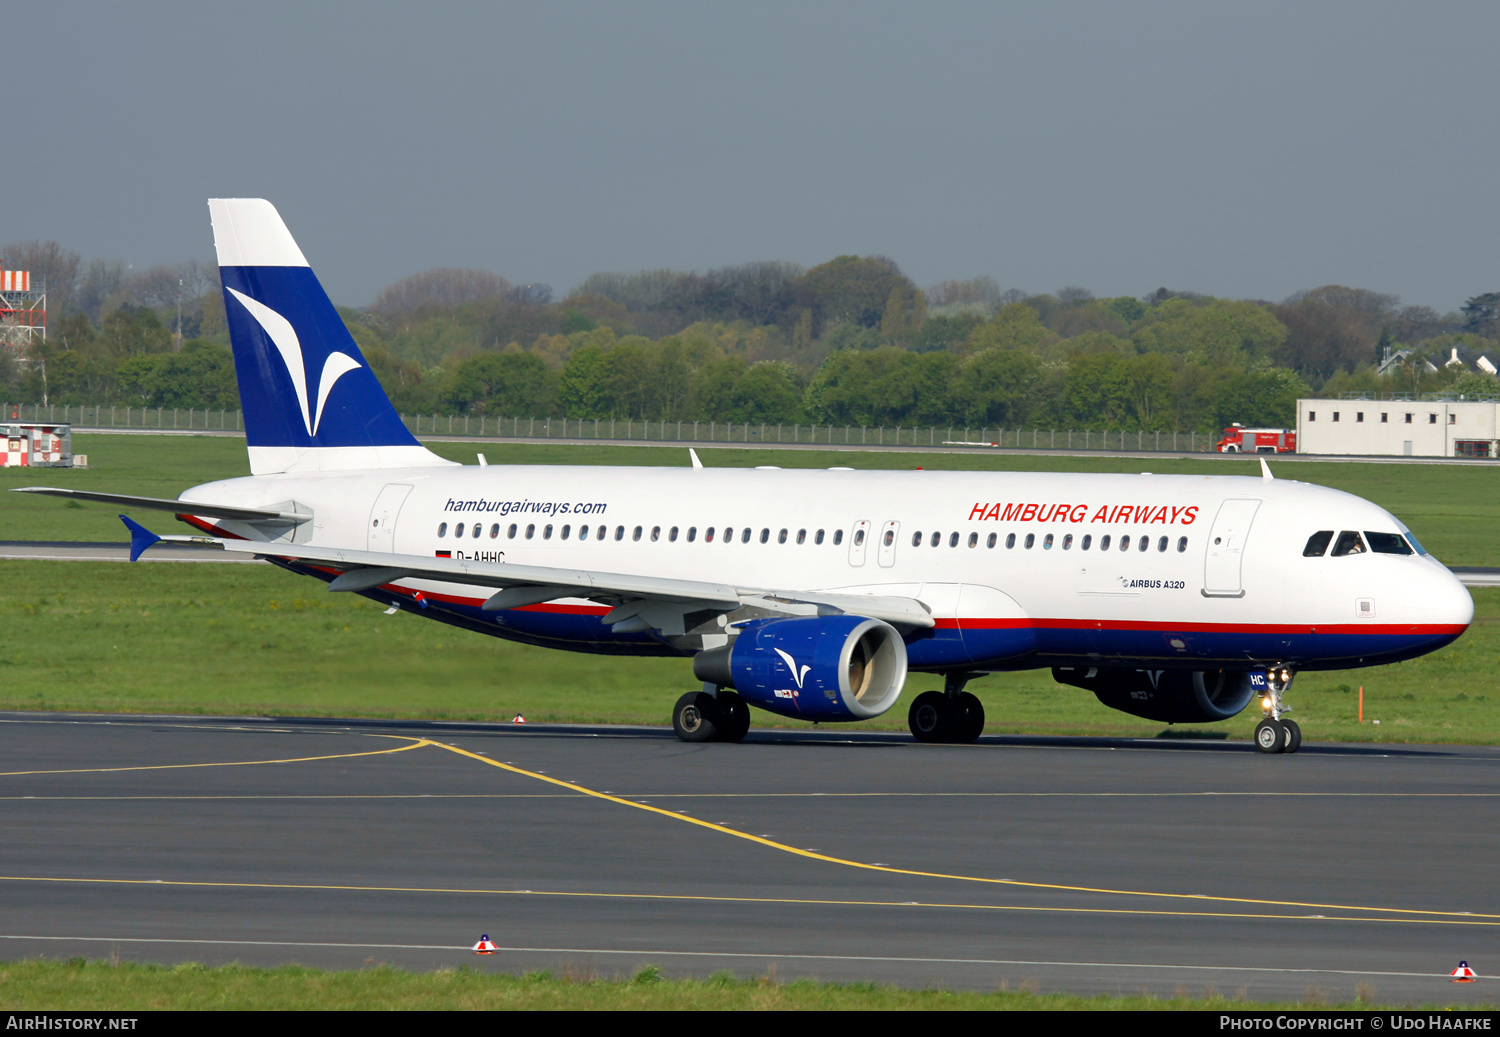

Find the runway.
[{"left": 0, "top": 713, "right": 1496, "bottom": 1002}]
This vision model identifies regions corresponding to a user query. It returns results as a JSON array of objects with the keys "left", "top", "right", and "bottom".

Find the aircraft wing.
[{"left": 120, "top": 517, "right": 934, "bottom": 631}]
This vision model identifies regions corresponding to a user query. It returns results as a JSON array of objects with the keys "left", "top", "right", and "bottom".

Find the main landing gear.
[
  {"left": 1254, "top": 665, "right": 1302, "bottom": 755},
  {"left": 673, "top": 685, "right": 750, "bottom": 744},
  {"left": 908, "top": 672, "right": 986, "bottom": 744}
]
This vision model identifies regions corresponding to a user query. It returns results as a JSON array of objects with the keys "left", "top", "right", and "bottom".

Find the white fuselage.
[{"left": 179, "top": 464, "right": 1474, "bottom": 672}]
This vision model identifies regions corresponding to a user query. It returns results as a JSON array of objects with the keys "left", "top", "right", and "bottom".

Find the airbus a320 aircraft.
[{"left": 16, "top": 200, "right": 1474, "bottom": 753}]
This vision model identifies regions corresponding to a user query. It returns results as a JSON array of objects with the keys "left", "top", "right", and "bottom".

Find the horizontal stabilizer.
[{"left": 13, "top": 487, "right": 305, "bottom": 523}]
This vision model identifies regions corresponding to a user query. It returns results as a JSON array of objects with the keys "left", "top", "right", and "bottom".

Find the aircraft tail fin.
[{"left": 209, "top": 199, "right": 455, "bottom": 475}]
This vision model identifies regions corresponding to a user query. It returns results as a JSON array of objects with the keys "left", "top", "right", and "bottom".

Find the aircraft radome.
[{"left": 14, "top": 200, "right": 1474, "bottom": 753}]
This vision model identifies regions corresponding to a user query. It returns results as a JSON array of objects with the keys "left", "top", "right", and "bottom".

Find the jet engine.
[
  {"left": 693, "top": 616, "right": 907, "bottom": 721},
  {"left": 1052, "top": 666, "right": 1259, "bottom": 723}
]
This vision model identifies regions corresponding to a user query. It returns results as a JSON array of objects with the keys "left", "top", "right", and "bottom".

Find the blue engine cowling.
[
  {"left": 1051, "top": 666, "right": 1260, "bottom": 723},
  {"left": 692, "top": 616, "right": 908, "bottom": 721}
]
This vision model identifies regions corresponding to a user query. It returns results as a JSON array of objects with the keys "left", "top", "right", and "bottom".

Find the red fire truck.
[{"left": 1216, "top": 424, "right": 1296, "bottom": 453}]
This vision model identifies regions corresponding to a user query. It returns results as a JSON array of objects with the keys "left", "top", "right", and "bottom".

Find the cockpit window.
[
  {"left": 1365, "top": 531, "right": 1413, "bottom": 555},
  {"left": 1331, "top": 531, "right": 1366, "bottom": 557},
  {"left": 1404, "top": 532, "right": 1428, "bottom": 556},
  {"left": 1303, "top": 530, "right": 1334, "bottom": 557}
]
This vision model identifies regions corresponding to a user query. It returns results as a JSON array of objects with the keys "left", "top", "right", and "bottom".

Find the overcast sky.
[{"left": 5, "top": 2, "right": 1497, "bottom": 312}]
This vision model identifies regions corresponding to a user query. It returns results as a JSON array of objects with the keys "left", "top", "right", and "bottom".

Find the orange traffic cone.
[
  {"left": 473, "top": 934, "right": 498, "bottom": 955},
  {"left": 512, "top": 713, "right": 526, "bottom": 724},
  {"left": 1451, "top": 961, "right": 1477, "bottom": 982}
]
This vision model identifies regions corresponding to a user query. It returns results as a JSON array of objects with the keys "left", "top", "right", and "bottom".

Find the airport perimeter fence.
[{"left": 3, "top": 402, "right": 1219, "bottom": 453}]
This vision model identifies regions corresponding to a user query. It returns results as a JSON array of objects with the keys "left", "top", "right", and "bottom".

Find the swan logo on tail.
[{"left": 225, "top": 286, "right": 361, "bottom": 437}]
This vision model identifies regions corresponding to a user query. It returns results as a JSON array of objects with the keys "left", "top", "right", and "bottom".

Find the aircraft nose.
[{"left": 1411, "top": 559, "right": 1474, "bottom": 630}]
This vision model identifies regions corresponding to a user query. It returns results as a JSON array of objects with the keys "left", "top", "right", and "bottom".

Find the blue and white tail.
[{"left": 210, "top": 199, "right": 454, "bottom": 475}]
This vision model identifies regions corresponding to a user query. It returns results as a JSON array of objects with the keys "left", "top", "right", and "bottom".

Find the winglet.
[
  {"left": 689, "top": 448, "right": 703, "bottom": 469},
  {"left": 1259, "top": 457, "right": 1273, "bottom": 481},
  {"left": 119, "top": 515, "right": 162, "bottom": 562}
]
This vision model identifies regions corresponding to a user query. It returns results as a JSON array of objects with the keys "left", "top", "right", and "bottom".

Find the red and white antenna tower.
[{"left": 0, "top": 271, "right": 46, "bottom": 354}]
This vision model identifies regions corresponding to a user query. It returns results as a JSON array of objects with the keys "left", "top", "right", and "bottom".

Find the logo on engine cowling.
[{"left": 773, "top": 648, "right": 812, "bottom": 690}]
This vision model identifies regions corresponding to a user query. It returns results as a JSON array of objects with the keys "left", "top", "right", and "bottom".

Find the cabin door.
[
  {"left": 1202, "top": 499, "right": 1260, "bottom": 597},
  {"left": 368, "top": 484, "right": 413, "bottom": 553}
]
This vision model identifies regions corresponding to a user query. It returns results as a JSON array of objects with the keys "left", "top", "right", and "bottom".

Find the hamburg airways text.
[
  {"left": 969, "top": 502, "right": 1200, "bottom": 524},
  {"left": 444, "top": 498, "right": 607, "bottom": 517}
]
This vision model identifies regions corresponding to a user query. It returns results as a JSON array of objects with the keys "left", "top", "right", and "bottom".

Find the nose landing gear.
[{"left": 1254, "top": 666, "right": 1302, "bottom": 754}]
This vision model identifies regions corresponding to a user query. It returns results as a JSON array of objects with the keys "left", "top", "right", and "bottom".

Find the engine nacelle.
[
  {"left": 1052, "top": 666, "right": 1260, "bottom": 724},
  {"left": 693, "top": 616, "right": 907, "bottom": 721}
]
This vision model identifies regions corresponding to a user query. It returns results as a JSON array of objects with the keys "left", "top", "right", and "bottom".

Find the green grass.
[
  {"left": 0, "top": 959, "right": 1461, "bottom": 1010},
  {"left": 0, "top": 558, "right": 1495, "bottom": 741}
]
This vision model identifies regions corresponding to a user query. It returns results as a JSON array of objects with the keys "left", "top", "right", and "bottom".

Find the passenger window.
[
  {"left": 1005, "top": 533, "right": 1016, "bottom": 549},
  {"left": 490, "top": 524, "right": 500, "bottom": 539},
  {"left": 1365, "top": 531, "right": 1413, "bottom": 555},
  {"left": 1138, "top": 535, "right": 1149, "bottom": 552},
  {"left": 1043, "top": 533, "right": 1054, "bottom": 549},
  {"left": 816, "top": 530, "right": 826, "bottom": 545},
  {"left": 967, "top": 532, "right": 978, "bottom": 548},
  {"left": 741, "top": 528, "right": 752, "bottom": 544},
  {"left": 930, "top": 531, "right": 941, "bottom": 548},
  {"left": 1303, "top": 531, "right": 1333, "bottom": 557},
  {"left": 853, "top": 529, "right": 865, "bottom": 546},
  {"left": 509, "top": 523, "right": 518, "bottom": 539},
  {"left": 911, "top": 531, "right": 923, "bottom": 547},
  {"left": 632, "top": 526, "right": 642, "bottom": 541},
  {"left": 561, "top": 525, "right": 571, "bottom": 540},
  {"left": 1063, "top": 534, "right": 1073, "bottom": 550},
  {"left": 543, "top": 524, "right": 553, "bottom": 540},
  {"left": 687, "top": 527, "right": 697, "bottom": 542},
  {"left": 1177, "top": 537, "right": 1187, "bottom": 552},
  {"left": 885, "top": 529, "right": 896, "bottom": 547},
  {"left": 1331, "top": 531, "right": 1366, "bottom": 556},
  {"left": 706, "top": 527, "right": 715, "bottom": 543},
  {"left": 472, "top": 523, "right": 482, "bottom": 538},
  {"left": 1024, "top": 533, "right": 1035, "bottom": 549},
  {"left": 834, "top": 529, "right": 844, "bottom": 546},
  {"left": 651, "top": 526, "right": 661, "bottom": 542},
  {"left": 1120, "top": 535, "right": 1130, "bottom": 552},
  {"left": 760, "top": 528, "right": 770, "bottom": 544},
  {"left": 778, "top": 529, "right": 788, "bottom": 544},
  {"left": 796, "top": 529, "right": 806, "bottom": 544},
  {"left": 949, "top": 532, "right": 959, "bottom": 547},
  {"left": 987, "top": 533, "right": 997, "bottom": 548},
  {"left": 437, "top": 522, "right": 448, "bottom": 537},
  {"left": 525, "top": 524, "right": 535, "bottom": 539},
  {"left": 615, "top": 526, "right": 625, "bottom": 541},
  {"left": 1157, "top": 536, "right": 1167, "bottom": 552},
  {"left": 670, "top": 526, "right": 679, "bottom": 542},
  {"left": 453, "top": 524, "right": 463, "bottom": 539},
  {"left": 1081, "top": 534, "right": 1092, "bottom": 551},
  {"left": 558, "top": 524, "right": 567, "bottom": 540},
  {"left": 1100, "top": 535, "right": 1111, "bottom": 551}
]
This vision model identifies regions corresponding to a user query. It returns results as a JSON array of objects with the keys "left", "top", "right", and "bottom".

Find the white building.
[{"left": 1296, "top": 398, "right": 1499, "bottom": 458}]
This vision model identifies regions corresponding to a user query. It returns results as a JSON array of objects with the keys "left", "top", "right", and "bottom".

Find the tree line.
[{"left": 3, "top": 238, "right": 1497, "bottom": 434}]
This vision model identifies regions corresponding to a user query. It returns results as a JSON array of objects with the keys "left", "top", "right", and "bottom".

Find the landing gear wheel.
[
  {"left": 1254, "top": 718, "right": 1285, "bottom": 754},
  {"left": 908, "top": 690, "right": 951, "bottom": 743},
  {"left": 1281, "top": 718, "right": 1302, "bottom": 754},
  {"left": 673, "top": 691, "right": 721, "bottom": 743},
  {"left": 714, "top": 691, "right": 750, "bottom": 743},
  {"left": 951, "top": 692, "right": 985, "bottom": 744}
]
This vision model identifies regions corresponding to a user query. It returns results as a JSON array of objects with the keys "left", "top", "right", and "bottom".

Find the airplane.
[{"left": 14, "top": 200, "right": 1475, "bottom": 754}]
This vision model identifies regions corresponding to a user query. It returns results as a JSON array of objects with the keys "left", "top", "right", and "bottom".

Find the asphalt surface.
[{"left": 0, "top": 713, "right": 1496, "bottom": 1002}]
